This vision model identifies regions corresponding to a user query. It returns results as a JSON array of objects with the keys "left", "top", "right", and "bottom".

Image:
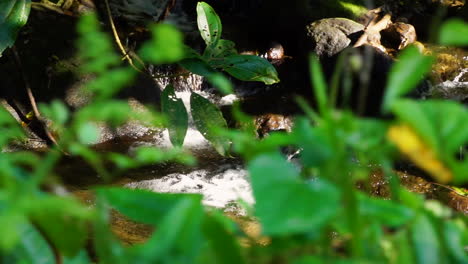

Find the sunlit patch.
[{"left": 387, "top": 124, "right": 452, "bottom": 183}]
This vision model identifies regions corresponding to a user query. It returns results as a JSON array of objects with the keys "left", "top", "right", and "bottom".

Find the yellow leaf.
[{"left": 387, "top": 124, "right": 452, "bottom": 183}]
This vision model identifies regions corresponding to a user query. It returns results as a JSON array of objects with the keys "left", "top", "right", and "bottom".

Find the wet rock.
[
  {"left": 381, "top": 22, "right": 417, "bottom": 51},
  {"left": 254, "top": 113, "right": 293, "bottom": 138},
  {"left": 306, "top": 18, "right": 365, "bottom": 58}
]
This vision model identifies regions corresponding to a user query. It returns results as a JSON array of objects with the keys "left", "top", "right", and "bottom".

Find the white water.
[
  {"left": 126, "top": 91, "right": 254, "bottom": 211},
  {"left": 435, "top": 67, "right": 468, "bottom": 101}
]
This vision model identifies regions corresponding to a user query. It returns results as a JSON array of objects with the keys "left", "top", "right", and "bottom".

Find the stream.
[{"left": 66, "top": 48, "right": 468, "bottom": 244}]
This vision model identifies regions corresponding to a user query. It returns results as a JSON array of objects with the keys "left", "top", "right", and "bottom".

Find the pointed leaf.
[
  {"left": 382, "top": 46, "right": 434, "bottom": 112},
  {"left": 439, "top": 18, "right": 468, "bottom": 46},
  {"left": 197, "top": 2, "right": 222, "bottom": 47},
  {"left": 249, "top": 153, "right": 340, "bottom": 235},
  {"left": 219, "top": 55, "right": 280, "bottom": 84},
  {"left": 161, "top": 85, "right": 188, "bottom": 147},
  {"left": 0, "top": 0, "right": 31, "bottom": 56},
  {"left": 139, "top": 24, "right": 184, "bottom": 64},
  {"left": 190, "top": 93, "right": 229, "bottom": 155}
]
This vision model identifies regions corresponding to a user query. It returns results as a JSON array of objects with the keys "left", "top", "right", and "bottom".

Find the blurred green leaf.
[
  {"left": 292, "top": 118, "right": 333, "bottom": 167},
  {"left": 358, "top": 194, "right": 414, "bottom": 227},
  {"left": 197, "top": 2, "right": 222, "bottom": 47},
  {"left": 0, "top": 0, "right": 30, "bottom": 56},
  {"left": 0, "top": 206, "right": 27, "bottom": 250},
  {"left": 391, "top": 230, "right": 416, "bottom": 264},
  {"left": 411, "top": 214, "right": 443, "bottom": 264},
  {"left": 29, "top": 196, "right": 93, "bottom": 256},
  {"left": 383, "top": 46, "right": 434, "bottom": 112},
  {"left": 218, "top": 55, "right": 280, "bottom": 84},
  {"left": 190, "top": 93, "right": 229, "bottom": 155},
  {"left": 139, "top": 23, "right": 184, "bottom": 64},
  {"left": 202, "top": 215, "right": 245, "bottom": 264},
  {"left": 309, "top": 54, "right": 329, "bottom": 117},
  {"left": 161, "top": 85, "right": 188, "bottom": 147},
  {"left": 98, "top": 187, "right": 201, "bottom": 225},
  {"left": 249, "top": 153, "right": 340, "bottom": 235},
  {"left": 5, "top": 222, "right": 55, "bottom": 264},
  {"left": 40, "top": 100, "right": 69, "bottom": 126},
  {"left": 443, "top": 221, "right": 468, "bottom": 263},
  {"left": 206, "top": 72, "right": 233, "bottom": 94},
  {"left": 130, "top": 197, "right": 204, "bottom": 263},
  {"left": 76, "top": 100, "right": 133, "bottom": 126},
  {"left": 77, "top": 13, "right": 120, "bottom": 74},
  {"left": 134, "top": 146, "right": 195, "bottom": 165},
  {"left": 93, "top": 195, "right": 127, "bottom": 264},
  {"left": 86, "top": 68, "right": 136, "bottom": 99},
  {"left": 63, "top": 250, "right": 92, "bottom": 264},
  {"left": 438, "top": 18, "right": 468, "bottom": 46},
  {"left": 76, "top": 122, "right": 100, "bottom": 144}
]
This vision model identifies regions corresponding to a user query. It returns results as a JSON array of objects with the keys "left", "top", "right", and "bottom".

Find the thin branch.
[
  {"left": 103, "top": 0, "right": 145, "bottom": 73},
  {"left": 11, "top": 47, "right": 59, "bottom": 146}
]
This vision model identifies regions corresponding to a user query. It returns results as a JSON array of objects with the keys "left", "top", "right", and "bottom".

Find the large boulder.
[{"left": 306, "top": 18, "right": 364, "bottom": 58}]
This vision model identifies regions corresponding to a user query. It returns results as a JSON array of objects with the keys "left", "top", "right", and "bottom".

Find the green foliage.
[
  {"left": 139, "top": 24, "right": 185, "bottom": 64},
  {"left": 0, "top": 0, "right": 30, "bottom": 56},
  {"left": 190, "top": 92, "right": 229, "bottom": 155},
  {"left": 382, "top": 46, "right": 434, "bottom": 113},
  {"left": 219, "top": 55, "right": 280, "bottom": 84},
  {"left": 438, "top": 18, "right": 468, "bottom": 46},
  {"left": 249, "top": 153, "right": 340, "bottom": 235},
  {"left": 197, "top": 2, "right": 222, "bottom": 47},
  {"left": 181, "top": 2, "right": 279, "bottom": 88},
  {"left": 161, "top": 85, "right": 188, "bottom": 147}
]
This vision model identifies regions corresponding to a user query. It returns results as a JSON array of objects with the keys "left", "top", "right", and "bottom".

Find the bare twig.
[
  {"left": 11, "top": 47, "right": 59, "bottom": 146},
  {"left": 103, "top": 0, "right": 145, "bottom": 73}
]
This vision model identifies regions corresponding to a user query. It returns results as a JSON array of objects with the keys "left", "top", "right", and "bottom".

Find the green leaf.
[
  {"left": 391, "top": 230, "right": 416, "bottom": 264},
  {"left": 438, "top": 18, "right": 468, "bottom": 46},
  {"left": 443, "top": 221, "right": 468, "bottom": 263},
  {"left": 202, "top": 215, "right": 245, "bottom": 264},
  {"left": 218, "top": 54, "right": 280, "bottom": 84},
  {"left": 130, "top": 197, "right": 204, "bottom": 263},
  {"left": 97, "top": 187, "right": 201, "bottom": 225},
  {"left": 6, "top": 222, "right": 55, "bottom": 264},
  {"left": 76, "top": 122, "right": 100, "bottom": 144},
  {"left": 93, "top": 195, "right": 127, "bottom": 264},
  {"left": 411, "top": 214, "right": 442, "bottom": 264},
  {"left": 190, "top": 93, "right": 229, "bottom": 155},
  {"left": 39, "top": 100, "right": 69, "bottom": 126},
  {"left": 161, "top": 85, "right": 188, "bottom": 147},
  {"left": 0, "top": 208, "right": 27, "bottom": 250},
  {"left": 382, "top": 46, "right": 434, "bottom": 112},
  {"left": 203, "top": 39, "right": 237, "bottom": 59},
  {"left": 292, "top": 118, "right": 333, "bottom": 167},
  {"left": 0, "top": 0, "right": 31, "bottom": 56},
  {"left": 77, "top": 13, "right": 120, "bottom": 74},
  {"left": 248, "top": 153, "right": 341, "bottom": 235},
  {"left": 206, "top": 72, "right": 233, "bottom": 94},
  {"left": 86, "top": 68, "right": 136, "bottom": 99},
  {"left": 197, "top": 2, "right": 222, "bottom": 47},
  {"left": 139, "top": 23, "right": 184, "bottom": 64},
  {"left": 358, "top": 194, "right": 414, "bottom": 227},
  {"left": 309, "top": 54, "right": 329, "bottom": 117},
  {"left": 134, "top": 146, "right": 196, "bottom": 165},
  {"left": 28, "top": 196, "right": 93, "bottom": 257}
]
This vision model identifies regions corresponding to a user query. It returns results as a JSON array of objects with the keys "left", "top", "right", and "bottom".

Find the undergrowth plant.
[{"left": 0, "top": 1, "right": 467, "bottom": 264}]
